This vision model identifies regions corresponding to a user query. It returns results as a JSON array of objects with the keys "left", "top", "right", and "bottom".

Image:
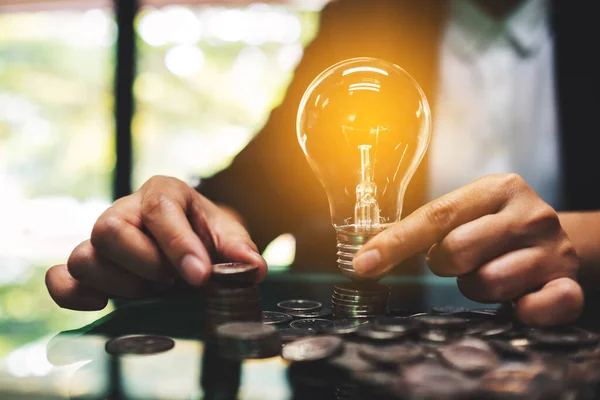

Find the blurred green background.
[{"left": 0, "top": 0, "right": 321, "bottom": 368}]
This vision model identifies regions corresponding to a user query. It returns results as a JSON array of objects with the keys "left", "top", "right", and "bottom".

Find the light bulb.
[{"left": 296, "top": 57, "right": 432, "bottom": 281}]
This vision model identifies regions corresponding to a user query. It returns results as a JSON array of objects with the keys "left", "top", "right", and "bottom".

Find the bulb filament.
[{"left": 354, "top": 144, "right": 381, "bottom": 230}]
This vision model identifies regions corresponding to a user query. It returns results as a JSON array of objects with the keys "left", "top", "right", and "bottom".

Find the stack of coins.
[
  {"left": 216, "top": 321, "right": 281, "bottom": 360},
  {"left": 202, "top": 263, "right": 262, "bottom": 341},
  {"left": 331, "top": 282, "right": 390, "bottom": 319}
]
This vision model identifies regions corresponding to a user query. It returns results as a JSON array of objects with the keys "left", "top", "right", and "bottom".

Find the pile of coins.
[
  {"left": 331, "top": 282, "right": 390, "bottom": 319},
  {"left": 278, "top": 309, "right": 600, "bottom": 399},
  {"left": 101, "top": 264, "right": 600, "bottom": 399}
]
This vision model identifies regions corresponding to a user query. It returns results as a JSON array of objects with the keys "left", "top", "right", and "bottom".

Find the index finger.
[
  {"left": 140, "top": 179, "right": 212, "bottom": 286},
  {"left": 353, "top": 174, "right": 523, "bottom": 277}
]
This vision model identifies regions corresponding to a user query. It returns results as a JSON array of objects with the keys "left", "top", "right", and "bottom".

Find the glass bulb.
[{"left": 296, "top": 57, "right": 432, "bottom": 280}]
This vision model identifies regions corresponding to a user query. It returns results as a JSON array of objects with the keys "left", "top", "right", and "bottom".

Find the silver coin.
[
  {"left": 324, "top": 319, "right": 370, "bottom": 335},
  {"left": 281, "top": 335, "right": 344, "bottom": 362},
  {"left": 528, "top": 327, "right": 600, "bottom": 348},
  {"left": 278, "top": 328, "right": 316, "bottom": 342},
  {"left": 287, "top": 308, "right": 332, "bottom": 318},
  {"left": 212, "top": 262, "right": 258, "bottom": 275},
  {"left": 277, "top": 299, "right": 322, "bottom": 312},
  {"left": 333, "top": 283, "right": 390, "bottom": 296},
  {"left": 431, "top": 306, "right": 469, "bottom": 315},
  {"left": 439, "top": 338, "right": 499, "bottom": 374},
  {"left": 412, "top": 314, "right": 468, "bottom": 331},
  {"left": 356, "top": 325, "right": 407, "bottom": 341},
  {"left": 105, "top": 335, "right": 175, "bottom": 356},
  {"left": 216, "top": 321, "right": 277, "bottom": 340},
  {"left": 289, "top": 318, "right": 333, "bottom": 332},
  {"left": 373, "top": 317, "right": 416, "bottom": 333},
  {"left": 358, "top": 343, "right": 424, "bottom": 366},
  {"left": 262, "top": 311, "right": 293, "bottom": 325}
]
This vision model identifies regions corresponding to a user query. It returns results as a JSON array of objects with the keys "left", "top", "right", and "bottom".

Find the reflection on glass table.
[{"left": 4, "top": 270, "right": 600, "bottom": 399}]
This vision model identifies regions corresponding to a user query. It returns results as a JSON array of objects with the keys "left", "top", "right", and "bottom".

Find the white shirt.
[{"left": 428, "top": 0, "right": 561, "bottom": 209}]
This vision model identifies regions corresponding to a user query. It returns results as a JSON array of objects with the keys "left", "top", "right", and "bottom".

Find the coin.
[
  {"left": 404, "top": 362, "right": 478, "bottom": 399},
  {"left": 488, "top": 339, "right": 531, "bottom": 359},
  {"left": 479, "top": 363, "right": 550, "bottom": 398},
  {"left": 479, "top": 321, "right": 514, "bottom": 338},
  {"left": 438, "top": 338, "right": 499, "bottom": 374},
  {"left": 331, "top": 284, "right": 389, "bottom": 319},
  {"left": 287, "top": 308, "right": 332, "bottom": 318},
  {"left": 333, "top": 282, "right": 390, "bottom": 296},
  {"left": 324, "top": 319, "right": 370, "bottom": 336},
  {"left": 262, "top": 311, "right": 292, "bottom": 325},
  {"left": 216, "top": 321, "right": 276, "bottom": 340},
  {"left": 358, "top": 343, "right": 424, "bottom": 366},
  {"left": 411, "top": 314, "right": 468, "bottom": 331},
  {"left": 212, "top": 262, "right": 258, "bottom": 275},
  {"left": 281, "top": 335, "right": 344, "bottom": 362},
  {"left": 278, "top": 299, "right": 322, "bottom": 312},
  {"left": 216, "top": 322, "right": 281, "bottom": 359},
  {"left": 290, "top": 318, "right": 334, "bottom": 332},
  {"left": 278, "top": 328, "right": 316, "bottom": 342},
  {"left": 356, "top": 324, "right": 408, "bottom": 341},
  {"left": 431, "top": 306, "right": 469, "bottom": 315},
  {"left": 528, "top": 327, "right": 600, "bottom": 348},
  {"left": 373, "top": 317, "right": 417, "bottom": 334},
  {"left": 105, "top": 335, "right": 175, "bottom": 356},
  {"left": 328, "top": 341, "right": 376, "bottom": 373}
]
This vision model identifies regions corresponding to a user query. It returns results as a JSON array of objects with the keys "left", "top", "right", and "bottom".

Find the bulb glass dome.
[{"left": 296, "top": 57, "right": 432, "bottom": 279}]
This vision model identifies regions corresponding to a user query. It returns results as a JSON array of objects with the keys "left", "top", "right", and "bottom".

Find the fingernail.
[
  {"left": 245, "top": 245, "right": 265, "bottom": 263},
  {"left": 353, "top": 249, "right": 382, "bottom": 275},
  {"left": 180, "top": 254, "right": 209, "bottom": 284}
]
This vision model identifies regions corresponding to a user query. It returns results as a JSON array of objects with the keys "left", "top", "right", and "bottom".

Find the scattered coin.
[
  {"left": 262, "top": 311, "right": 293, "bottom": 325},
  {"left": 404, "top": 362, "right": 478, "bottom": 399},
  {"left": 105, "top": 335, "right": 175, "bottom": 356},
  {"left": 287, "top": 308, "right": 332, "bottom": 318},
  {"left": 356, "top": 324, "right": 408, "bottom": 341},
  {"left": 281, "top": 335, "right": 344, "bottom": 362},
  {"left": 479, "top": 363, "right": 551, "bottom": 399},
  {"left": 528, "top": 327, "right": 600, "bottom": 348},
  {"left": 478, "top": 321, "right": 515, "bottom": 338},
  {"left": 278, "top": 299, "right": 322, "bottom": 312},
  {"left": 438, "top": 338, "right": 499, "bottom": 374},
  {"left": 489, "top": 339, "right": 531, "bottom": 359},
  {"left": 327, "top": 341, "right": 376, "bottom": 373},
  {"left": 411, "top": 314, "right": 468, "bottom": 331},
  {"left": 358, "top": 343, "right": 424, "bottom": 366},
  {"left": 290, "top": 318, "right": 334, "bottom": 332},
  {"left": 431, "top": 306, "right": 469, "bottom": 315},
  {"left": 324, "top": 319, "right": 370, "bottom": 336},
  {"left": 278, "top": 328, "right": 316, "bottom": 342},
  {"left": 373, "top": 317, "right": 417, "bottom": 334}
]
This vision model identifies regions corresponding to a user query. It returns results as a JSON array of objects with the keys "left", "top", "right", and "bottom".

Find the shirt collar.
[{"left": 446, "top": 0, "right": 551, "bottom": 61}]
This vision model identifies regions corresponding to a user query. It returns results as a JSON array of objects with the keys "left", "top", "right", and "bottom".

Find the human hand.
[
  {"left": 353, "top": 174, "right": 583, "bottom": 326},
  {"left": 46, "top": 176, "right": 267, "bottom": 310}
]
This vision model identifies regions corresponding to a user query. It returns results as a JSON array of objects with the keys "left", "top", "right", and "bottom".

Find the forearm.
[{"left": 559, "top": 211, "right": 600, "bottom": 286}]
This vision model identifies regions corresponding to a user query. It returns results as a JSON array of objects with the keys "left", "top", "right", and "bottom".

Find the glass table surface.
[{"left": 3, "top": 272, "right": 600, "bottom": 399}]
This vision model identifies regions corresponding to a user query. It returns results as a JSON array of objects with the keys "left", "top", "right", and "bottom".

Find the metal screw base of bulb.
[{"left": 336, "top": 229, "right": 381, "bottom": 282}]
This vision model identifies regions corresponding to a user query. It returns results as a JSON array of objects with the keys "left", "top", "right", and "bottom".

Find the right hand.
[{"left": 46, "top": 176, "right": 267, "bottom": 310}]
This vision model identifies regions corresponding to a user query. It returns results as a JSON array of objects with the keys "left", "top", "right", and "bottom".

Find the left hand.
[{"left": 353, "top": 174, "right": 583, "bottom": 327}]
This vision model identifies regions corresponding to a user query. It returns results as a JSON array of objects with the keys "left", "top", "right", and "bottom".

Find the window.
[
  {"left": 0, "top": 5, "right": 116, "bottom": 356},
  {"left": 133, "top": 3, "right": 320, "bottom": 187}
]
